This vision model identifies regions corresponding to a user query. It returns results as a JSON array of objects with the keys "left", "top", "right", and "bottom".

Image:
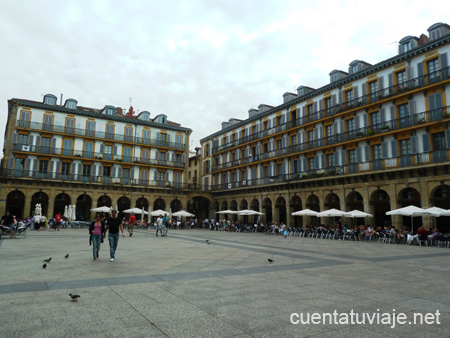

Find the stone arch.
[
  {"left": 306, "top": 194, "right": 320, "bottom": 225},
  {"left": 262, "top": 197, "right": 272, "bottom": 223},
  {"left": 369, "top": 189, "right": 391, "bottom": 229},
  {"left": 6, "top": 190, "right": 25, "bottom": 219},
  {"left": 31, "top": 191, "right": 49, "bottom": 217},
  {"left": 240, "top": 199, "right": 248, "bottom": 210},
  {"left": 53, "top": 193, "right": 71, "bottom": 218},
  {"left": 275, "top": 196, "right": 287, "bottom": 224},
  {"left": 97, "top": 195, "right": 112, "bottom": 208},
  {"left": 397, "top": 187, "right": 422, "bottom": 230},
  {"left": 290, "top": 195, "right": 302, "bottom": 227},
  {"left": 117, "top": 196, "right": 131, "bottom": 220},
  {"left": 324, "top": 192, "right": 340, "bottom": 210},
  {"left": 136, "top": 197, "right": 149, "bottom": 210},
  {"left": 170, "top": 199, "right": 182, "bottom": 213},
  {"left": 76, "top": 194, "right": 92, "bottom": 221},
  {"left": 187, "top": 196, "right": 211, "bottom": 225},
  {"left": 250, "top": 198, "right": 259, "bottom": 211},
  {"left": 153, "top": 198, "right": 166, "bottom": 211},
  {"left": 430, "top": 184, "right": 450, "bottom": 232},
  {"left": 346, "top": 191, "right": 364, "bottom": 211},
  {"left": 213, "top": 201, "right": 219, "bottom": 213},
  {"left": 221, "top": 200, "right": 228, "bottom": 210}
]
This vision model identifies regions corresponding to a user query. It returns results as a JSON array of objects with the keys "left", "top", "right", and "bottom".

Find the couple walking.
[
  {"left": 89, "top": 209, "right": 125, "bottom": 262},
  {"left": 156, "top": 213, "right": 169, "bottom": 237}
]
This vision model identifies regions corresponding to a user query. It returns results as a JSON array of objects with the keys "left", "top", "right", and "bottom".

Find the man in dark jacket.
[{"left": 105, "top": 209, "right": 125, "bottom": 262}]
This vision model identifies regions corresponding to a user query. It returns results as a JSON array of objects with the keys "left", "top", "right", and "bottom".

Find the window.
[
  {"left": 325, "top": 97, "right": 332, "bottom": 115},
  {"left": 82, "top": 165, "right": 91, "bottom": 178},
  {"left": 277, "top": 139, "right": 282, "bottom": 150},
  {"left": 63, "top": 139, "right": 73, "bottom": 156},
  {"left": 348, "top": 149, "right": 357, "bottom": 164},
  {"left": 160, "top": 133, "right": 167, "bottom": 147},
  {"left": 308, "top": 130, "right": 314, "bottom": 148},
  {"left": 345, "top": 90, "right": 354, "bottom": 105},
  {"left": 176, "top": 135, "right": 183, "bottom": 148},
  {"left": 106, "top": 107, "right": 115, "bottom": 115},
  {"left": 372, "top": 144, "right": 382, "bottom": 160},
  {"left": 351, "top": 64, "right": 359, "bottom": 74},
  {"left": 427, "top": 58, "right": 440, "bottom": 83},
  {"left": 66, "top": 100, "right": 77, "bottom": 109},
  {"left": 396, "top": 71, "right": 406, "bottom": 88},
  {"left": 38, "top": 160, "right": 48, "bottom": 178},
  {"left": 125, "top": 127, "right": 133, "bottom": 142},
  {"left": 291, "top": 135, "right": 297, "bottom": 146},
  {"left": 42, "top": 137, "right": 51, "bottom": 154},
  {"left": 61, "top": 162, "right": 70, "bottom": 179},
  {"left": 428, "top": 92, "right": 443, "bottom": 121},
  {"left": 327, "top": 154, "right": 334, "bottom": 168},
  {"left": 17, "top": 134, "right": 28, "bottom": 145},
  {"left": 400, "top": 139, "right": 411, "bottom": 156},
  {"left": 103, "top": 166, "right": 111, "bottom": 177},
  {"left": 123, "top": 147, "right": 132, "bottom": 162},
  {"left": 347, "top": 118, "right": 355, "bottom": 138},
  {"left": 19, "top": 110, "right": 31, "bottom": 128},
  {"left": 143, "top": 130, "right": 150, "bottom": 144},
  {"left": 398, "top": 104, "right": 409, "bottom": 128},
  {"left": 159, "top": 152, "right": 166, "bottom": 161},
  {"left": 122, "top": 168, "right": 130, "bottom": 184},
  {"left": 432, "top": 132, "right": 446, "bottom": 151},
  {"left": 43, "top": 115, "right": 53, "bottom": 132},
  {"left": 106, "top": 124, "right": 114, "bottom": 139},
  {"left": 369, "top": 81, "right": 378, "bottom": 101},
  {"left": 326, "top": 125, "right": 333, "bottom": 145},
  {"left": 308, "top": 157, "right": 315, "bottom": 171},
  {"left": 371, "top": 112, "right": 380, "bottom": 128},
  {"left": 14, "top": 158, "right": 25, "bottom": 176},
  {"left": 84, "top": 142, "right": 94, "bottom": 158},
  {"left": 307, "top": 105, "right": 313, "bottom": 117},
  {"left": 65, "top": 118, "right": 75, "bottom": 134},
  {"left": 176, "top": 154, "right": 181, "bottom": 163},
  {"left": 44, "top": 95, "right": 57, "bottom": 105},
  {"left": 158, "top": 171, "right": 165, "bottom": 182},
  {"left": 86, "top": 121, "right": 95, "bottom": 137}
]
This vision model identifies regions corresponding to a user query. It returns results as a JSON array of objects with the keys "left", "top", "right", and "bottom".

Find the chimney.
[
  {"left": 128, "top": 106, "right": 134, "bottom": 117},
  {"left": 418, "top": 34, "right": 430, "bottom": 46}
]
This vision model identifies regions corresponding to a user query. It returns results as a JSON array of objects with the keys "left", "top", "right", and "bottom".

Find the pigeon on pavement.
[
  {"left": 43, "top": 258, "right": 52, "bottom": 263},
  {"left": 65, "top": 254, "right": 69, "bottom": 259},
  {"left": 69, "top": 294, "right": 80, "bottom": 301},
  {"left": 43, "top": 263, "right": 47, "bottom": 269},
  {"left": 268, "top": 259, "right": 274, "bottom": 263}
]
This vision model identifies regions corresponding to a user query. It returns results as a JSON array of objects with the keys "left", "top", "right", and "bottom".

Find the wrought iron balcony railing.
[
  {"left": 211, "top": 66, "right": 450, "bottom": 155},
  {"left": 15, "top": 120, "right": 186, "bottom": 150},
  {"left": 11, "top": 144, "right": 185, "bottom": 169},
  {"left": 211, "top": 105, "right": 450, "bottom": 172}
]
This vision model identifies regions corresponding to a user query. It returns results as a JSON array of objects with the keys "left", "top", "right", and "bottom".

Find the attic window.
[
  {"left": 44, "top": 95, "right": 57, "bottom": 105},
  {"left": 430, "top": 29, "right": 442, "bottom": 41},
  {"left": 65, "top": 100, "right": 77, "bottom": 109},
  {"left": 106, "top": 107, "right": 115, "bottom": 115},
  {"left": 330, "top": 73, "right": 339, "bottom": 82},
  {"left": 351, "top": 64, "right": 359, "bottom": 74}
]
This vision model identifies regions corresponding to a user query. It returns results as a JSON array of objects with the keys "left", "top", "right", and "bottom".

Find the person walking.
[
  {"left": 89, "top": 214, "right": 105, "bottom": 261},
  {"left": 105, "top": 209, "right": 125, "bottom": 262},
  {"left": 55, "top": 212, "right": 62, "bottom": 231},
  {"left": 128, "top": 212, "right": 136, "bottom": 237},
  {"left": 162, "top": 213, "right": 169, "bottom": 236},
  {"left": 156, "top": 215, "right": 163, "bottom": 236}
]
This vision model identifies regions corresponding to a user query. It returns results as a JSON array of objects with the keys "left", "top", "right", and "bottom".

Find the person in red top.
[
  {"left": 55, "top": 213, "right": 62, "bottom": 231},
  {"left": 417, "top": 226, "right": 429, "bottom": 241},
  {"left": 128, "top": 212, "right": 136, "bottom": 237}
]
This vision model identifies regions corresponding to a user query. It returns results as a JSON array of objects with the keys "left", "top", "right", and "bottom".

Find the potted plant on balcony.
[{"left": 367, "top": 129, "right": 375, "bottom": 136}]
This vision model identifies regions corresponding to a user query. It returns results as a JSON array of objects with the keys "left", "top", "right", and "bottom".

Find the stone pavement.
[{"left": 1, "top": 228, "right": 450, "bottom": 338}]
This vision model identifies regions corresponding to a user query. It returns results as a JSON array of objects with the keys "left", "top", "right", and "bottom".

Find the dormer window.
[
  {"left": 398, "top": 36, "right": 418, "bottom": 54},
  {"left": 104, "top": 105, "right": 115, "bottom": 115},
  {"left": 43, "top": 94, "right": 57, "bottom": 106},
  {"left": 351, "top": 64, "right": 359, "bottom": 74},
  {"left": 64, "top": 99, "right": 78, "bottom": 110},
  {"left": 155, "top": 114, "right": 167, "bottom": 124}
]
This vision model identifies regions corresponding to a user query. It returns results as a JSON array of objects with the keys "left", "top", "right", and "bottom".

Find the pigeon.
[
  {"left": 268, "top": 259, "right": 274, "bottom": 263},
  {"left": 69, "top": 294, "right": 80, "bottom": 301},
  {"left": 65, "top": 254, "right": 69, "bottom": 259},
  {"left": 43, "top": 263, "right": 47, "bottom": 269},
  {"left": 43, "top": 258, "right": 52, "bottom": 263},
  {"left": 205, "top": 240, "right": 210, "bottom": 244}
]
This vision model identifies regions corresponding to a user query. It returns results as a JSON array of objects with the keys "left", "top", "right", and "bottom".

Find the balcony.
[
  {"left": 209, "top": 149, "right": 450, "bottom": 191},
  {"left": 210, "top": 105, "right": 450, "bottom": 172},
  {"left": 211, "top": 66, "right": 450, "bottom": 155},
  {"left": 11, "top": 144, "right": 185, "bottom": 169},
  {"left": 2, "top": 168, "right": 199, "bottom": 190},
  {"left": 15, "top": 120, "right": 186, "bottom": 150}
]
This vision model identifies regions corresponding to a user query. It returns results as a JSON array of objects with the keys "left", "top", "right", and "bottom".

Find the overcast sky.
[{"left": 1, "top": 0, "right": 449, "bottom": 154}]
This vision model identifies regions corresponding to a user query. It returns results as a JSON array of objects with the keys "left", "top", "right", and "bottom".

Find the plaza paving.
[{"left": 1, "top": 228, "right": 450, "bottom": 338}]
